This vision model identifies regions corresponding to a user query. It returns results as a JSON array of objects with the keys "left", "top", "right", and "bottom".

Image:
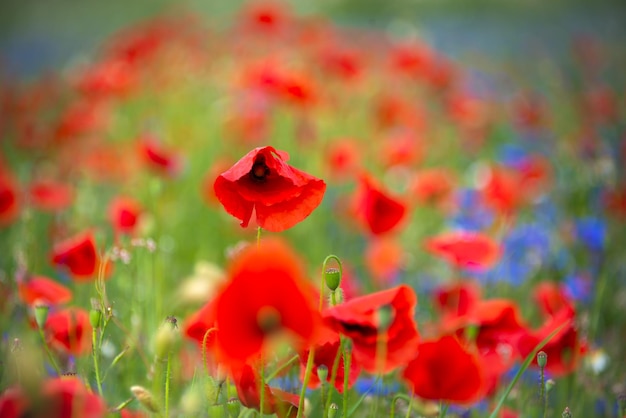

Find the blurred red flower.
[
  {"left": 534, "top": 281, "right": 576, "bottom": 319},
  {"left": 323, "top": 285, "right": 420, "bottom": 373},
  {"left": 213, "top": 239, "right": 319, "bottom": 366},
  {"left": 18, "top": 275, "right": 72, "bottom": 306},
  {"left": 0, "top": 174, "right": 19, "bottom": 226},
  {"left": 410, "top": 168, "right": 456, "bottom": 207},
  {"left": 45, "top": 307, "right": 92, "bottom": 355},
  {"left": 108, "top": 196, "right": 143, "bottom": 235},
  {"left": 402, "top": 335, "right": 484, "bottom": 403},
  {"left": 299, "top": 324, "right": 361, "bottom": 392},
  {"left": 51, "top": 231, "right": 105, "bottom": 281},
  {"left": 233, "top": 363, "right": 299, "bottom": 418},
  {"left": 213, "top": 146, "right": 326, "bottom": 232},
  {"left": 425, "top": 231, "right": 501, "bottom": 271},
  {"left": 28, "top": 180, "right": 74, "bottom": 212},
  {"left": 0, "top": 377, "right": 106, "bottom": 418},
  {"left": 325, "top": 138, "right": 361, "bottom": 181},
  {"left": 364, "top": 237, "right": 404, "bottom": 287},
  {"left": 352, "top": 173, "right": 407, "bottom": 236},
  {"left": 138, "top": 134, "right": 182, "bottom": 177},
  {"left": 432, "top": 280, "right": 481, "bottom": 321}
]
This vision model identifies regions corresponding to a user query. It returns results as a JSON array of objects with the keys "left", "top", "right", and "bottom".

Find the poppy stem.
[
  {"left": 297, "top": 347, "right": 316, "bottom": 418},
  {"left": 164, "top": 351, "right": 172, "bottom": 418},
  {"left": 201, "top": 328, "right": 217, "bottom": 378},
  {"left": 438, "top": 401, "right": 449, "bottom": 418},
  {"left": 342, "top": 341, "right": 352, "bottom": 418},
  {"left": 324, "top": 337, "right": 345, "bottom": 418},
  {"left": 266, "top": 354, "right": 300, "bottom": 381},
  {"left": 389, "top": 393, "right": 412, "bottom": 417},
  {"left": 37, "top": 327, "right": 61, "bottom": 376},
  {"left": 257, "top": 227, "right": 262, "bottom": 247},
  {"left": 92, "top": 327, "right": 104, "bottom": 396}
]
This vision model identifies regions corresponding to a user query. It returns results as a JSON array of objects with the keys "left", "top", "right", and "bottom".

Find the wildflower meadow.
[{"left": 1, "top": 1, "right": 625, "bottom": 417}]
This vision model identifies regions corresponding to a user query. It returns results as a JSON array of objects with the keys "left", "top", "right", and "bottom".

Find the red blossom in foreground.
[
  {"left": 28, "top": 180, "right": 74, "bottom": 212},
  {"left": 425, "top": 231, "right": 501, "bottom": 271},
  {"left": 233, "top": 363, "right": 299, "bottom": 418},
  {"left": 108, "top": 196, "right": 143, "bottom": 234},
  {"left": 353, "top": 173, "right": 407, "bottom": 236},
  {"left": 323, "top": 285, "right": 420, "bottom": 373},
  {"left": 183, "top": 298, "right": 217, "bottom": 348},
  {"left": 0, "top": 174, "right": 19, "bottom": 226},
  {"left": 214, "top": 146, "right": 326, "bottom": 232},
  {"left": 300, "top": 324, "right": 361, "bottom": 392},
  {"left": 18, "top": 275, "right": 72, "bottom": 306},
  {"left": 213, "top": 239, "right": 319, "bottom": 366},
  {"left": 45, "top": 307, "right": 92, "bottom": 355},
  {"left": 402, "top": 335, "right": 484, "bottom": 403},
  {"left": 51, "top": 231, "right": 101, "bottom": 280},
  {"left": 0, "top": 377, "right": 107, "bottom": 418}
]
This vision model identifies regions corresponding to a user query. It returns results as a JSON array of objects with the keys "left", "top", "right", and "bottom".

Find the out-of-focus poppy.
[
  {"left": 379, "top": 128, "right": 424, "bottom": 168},
  {"left": 76, "top": 59, "right": 136, "bottom": 98},
  {"left": 325, "top": 138, "right": 361, "bottom": 181},
  {"left": 239, "top": 0, "right": 292, "bottom": 36},
  {"left": 213, "top": 239, "right": 319, "bottom": 366},
  {"left": 323, "top": 285, "right": 420, "bottom": 373},
  {"left": 183, "top": 298, "right": 217, "bottom": 348},
  {"left": 352, "top": 173, "right": 407, "bottom": 236},
  {"left": 51, "top": 231, "right": 102, "bottom": 281},
  {"left": 364, "top": 237, "right": 404, "bottom": 287},
  {"left": 108, "top": 196, "right": 143, "bottom": 235},
  {"left": 389, "top": 42, "right": 434, "bottom": 80},
  {"left": 299, "top": 324, "right": 361, "bottom": 392},
  {"left": 0, "top": 174, "right": 19, "bottom": 226},
  {"left": 318, "top": 45, "right": 362, "bottom": 81},
  {"left": 28, "top": 180, "right": 74, "bottom": 212},
  {"left": 410, "top": 168, "right": 456, "bottom": 207},
  {"left": 138, "top": 134, "right": 182, "bottom": 177},
  {"left": 425, "top": 231, "right": 501, "bottom": 271},
  {"left": 213, "top": 146, "right": 326, "bottom": 232},
  {"left": 402, "top": 335, "right": 484, "bottom": 403},
  {"left": 0, "top": 377, "right": 107, "bottom": 418},
  {"left": 534, "top": 281, "right": 576, "bottom": 319},
  {"left": 233, "top": 363, "right": 299, "bottom": 418},
  {"left": 55, "top": 100, "right": 108, "bottom": 141},
  {"left": 480, "top": 165, "right": 522, "bottom": 216},
  {"left": 45, "top": 307, "right": 92, "bottom": 355},
  {"left": 432, "top": 280, "right": 481, "bottom": 321},
  {"left": 18, "top": 275, "right": 72, "bottom": 306}
]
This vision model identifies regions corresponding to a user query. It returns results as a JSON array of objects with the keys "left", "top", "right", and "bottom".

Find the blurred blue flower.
[
  {"left": 564, "top": 272, "right": 593, "bottom": 304},
  {"left": 353, "top": 377, "right": 399, "bottom": 396},
  {"left": 450, "top": 188, "right": 494, "bottom": 232},
  {"left": 575, "top": 216, "right": 606, "bottom": 251}
]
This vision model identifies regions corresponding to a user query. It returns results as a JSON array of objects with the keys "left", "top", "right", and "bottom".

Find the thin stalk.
[
  {"left": 260, "top": 356, "right": 267, "bottom": 417},
  {"left": 539, "top": 365, "right": 546, "bottom": 418},
  {"left": 267, "top": 354, "right": 300, "bottom": 381},
  {"left": 297, "top": 348, "right": 316, "bottom": 418},
  {"left": 438, "top": 401, "right": 449, "bottom": 418},
  {"left": 38, "top": 327, "right": 61, "bottom": 375},
  {"left": 257, "top": 227, "right": 262, "bottom": 247},
  {"left": 92, "top": 328, "right": 103, "bottom": 396},
  {"left": 342, "top": 345, "right": 351, "bottom": 418},
  {"left": 324, "top": 338, "right": 345, "bottom": 418},
  {"left": 164, "top": 351, "right": 173, "bottom": 418},
  {"left": 389, "top": 393, "right": 412, "bottom": 417}
]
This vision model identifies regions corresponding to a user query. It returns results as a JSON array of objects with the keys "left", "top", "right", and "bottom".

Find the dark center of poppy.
[
  {"left": 257, "top": 305, "right": 282, "bottom": 334},
  {"left": 250, "top": 156, "right": 270, "bottom": 182}
]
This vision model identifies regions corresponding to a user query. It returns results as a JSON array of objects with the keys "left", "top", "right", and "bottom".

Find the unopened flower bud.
[
  {"left": 89, "top": 309, "right": 102, "bottom": 329},
  {"left": 227, "top": 398, "right": 241, "bottom": 418},
  {"left": 180, "top": 385, "right": 202, "bottom": 415},
  {"left": 131, "top": 385, "right": 161, "bottom": 413},
  {"left": 562, "top": 406, "right": 572, "bottom": 418},
  {"left": 325, "top": 267, "right": 342, "bottom": 292},
  {"left": 155, "top": 318, "right": 179, "bottom": 360},
  {"left": 34, "top": 304, "right": 49, "bottom": 329},
  {"left": 545, "top": 379, "right": 555, "bottom": 393},
  {"left": 537, "top": 351, "right": 548, "bottom": 368},
  {"left": 317, "top": 364, "right": 328, "bottom": 384},
  {"left": 328, "top": 403, "right": 339, "bottom": 418}
]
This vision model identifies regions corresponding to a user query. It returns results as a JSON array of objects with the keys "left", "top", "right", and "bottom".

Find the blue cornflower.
[
  {"left": 450, "top": 188, "right": 494, "bottom": 232},
  {"left": 574, "top": 216, "right": 606, "bottom": 252}
]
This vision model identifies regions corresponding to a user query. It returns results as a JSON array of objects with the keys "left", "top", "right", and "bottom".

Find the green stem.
[
  {"left": 92, "top": 328, "right": 103, "bottom": 396},
  {"left": 256, "top": 226, "right": 262, "bottom": 247},
  {"left": 266, "top": 354, "right": 300, "bottom": 381},
  {"left": 38, "top": 327, "right": 61, "bottom": 375},
  {"left": 438, "top": 401, "right": 449, "bottom": 418},
  {"left": 201, "top": 328, "right": 217, "bottom": 378},
  {"left": 342, "top": 344, "right": 351, "bottom": 418},
  {"left": 539, "top": 365, "right": 546, "bottom": 418},
  {"left": 297, "top": 348, "right": 315, "bottom": 418},
  {"left": 389, "top": 393, "right": 412, "bottom": 418},
  {"left": 260, "top": 357, "right": 266, "bottom": 417},
  {"left": 324, "top": 338, "right": 345, "bottom": 418},
  {"left": 165, "top": 352, "right": 172, "bottom": 418}
]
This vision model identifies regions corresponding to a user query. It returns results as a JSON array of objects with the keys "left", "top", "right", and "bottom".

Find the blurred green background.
[{"left": 1, "top": 0, "right": 625, "bottom": 79}]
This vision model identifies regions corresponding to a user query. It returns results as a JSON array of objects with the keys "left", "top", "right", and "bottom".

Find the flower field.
[{"left": 1, "top": 2, "right": 625, "bottom": 417}]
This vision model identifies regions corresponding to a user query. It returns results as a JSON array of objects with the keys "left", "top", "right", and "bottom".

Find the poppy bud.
[
  {"left": 131, "top": 385, "right": 161, "bottom": 413},
  {"left": 35, "top": 304, "right": 49, "bottom": 329},
  {"left": 325, "top": 267, "right": 342, "bottom": 292},
  {"left": 328, "top": 402, "right": 339, "bottom": 418},
  {"left": 537, "top": 351, "right": 548, "bottom": 368},
  {"left": 227, "top": 398, "right": 241, "bottom": 418},
  {"left": 562, "top": 406, "right": 572, "bottom": 418},
  {"left": 317, "top": 364, "right": 328, "bottom": 383},
  {"left": 89, "top": 308, "right": 102, "bottom": 329},
  {"left": 180, "top": 385, "right": 202, "bottom": 415},
  {"left": 155, "top": 318, "right": 179, "bottom": 360},
  {"left": 545, "top": 379, "right": 555, "bottom": 393}
]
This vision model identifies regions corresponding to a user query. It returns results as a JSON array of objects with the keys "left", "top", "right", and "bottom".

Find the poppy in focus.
[
  {"left": 213, "top": 239, "right": 319, "bottom": 366},
  {"left": 213, "top": 146, "right": 326, "bottom": 232}
]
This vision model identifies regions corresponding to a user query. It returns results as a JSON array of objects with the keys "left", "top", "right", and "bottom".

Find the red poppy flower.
[
  {"left": 51, "top": 231, "right": 101, "bottom": 280},
  {"left": 380, "top": 128, "right": 424, "bottom": 168},
  {"left": 425, "top": 231, "right": 501, "bottom": 271},
  {"left": 411, "top": 168, "right": 456, "bottom": 206},
  {"left": 0, "top": 174, "right": 19, "bottom": 226},
  {"left": 240, "top": 0, "right": 291, "bottom": 36},
  {"left": 299, "top": 324, "right": 361, "bottom": 392},
  {"left": 480, "top": 165, "right": 522, "bottom": 215},
  {"left": 76, "top": 59, "right": 136, "bottom": 98},
  {"left": 432, "top": 280, "right": 481, "bottom": 321},
  {"left": 213, "top": 239, "right": 319, "bottom": 366},
  {"left": 18, "top": 275, "right": 72, "bottom": 306},
  {"left": 201, "top": 159, "right": 234, "bottom": 206},
  {"left": 45, "top": 307, "right": 92, "bottom": 355},
  {"left": 364, "top": 237, "right": 404, "bottom": 287},
  {"left": 108, "top": 196, "right": 142, "bottom": 234},
  {"left": 213, "top": 146, "right": 326, "bottom": 232},
  {"left": 319, "top": 46, "right": 362, "bottom": 81},
  {"left": 55, "top": 99, "right": 108, "bottom": 141},
  {"left": 402, "top": 335, "right": 484, "bottom": 403},
  {"left": 28, "top": 180, "right": 74, "bottom": 212},
  {"left": 534, "top": 282, "right": 575, "bottom": 319},
  {"left": 352, "top": 173, "right": 407, "bottom": 236},
  {"left": 389, "top": 42, "right": 434, "bottom": 80},
  {"left": 323, "top": 285, "right": 420, "bottom": 373},
  {"left": 138, "top": 134, "right": 182, "bottom": 177},
  {"left": 0, "top": 377, "right": 106, "bottom": 418},
  {"left": 325, "top": 138, "right": 361, "bottom": 180},
  {"left": 232, "top": 363, "right": 299, "bottom": 418},
  {"left": 183, "top": 299, "right": 217, "bottom": 348}
]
